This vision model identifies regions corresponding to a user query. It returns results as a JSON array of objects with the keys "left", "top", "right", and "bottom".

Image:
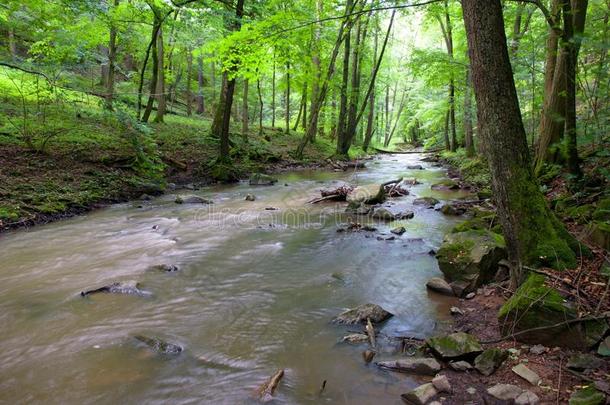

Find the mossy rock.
[
  {"left": 587, "top": 221, "right": 610, "bottom": 251},
  {"left": 474, "top": 348, "right": 509, "bottom": 376},
  {"left": 568, "top": 386, "right": 606, "bottom": 405},
  {"left": 498, "top": 274, "right": 607, "bottom": 349},
  {"left": 436, "top": 230, "right": 506, "bottom": 296},
  {"left": 426, "top": 332, "right": 483, "bottom": 360},
  {"left": 452, "top": 214, "right": 501, "bottom": 234},
  {"left": 248, "top": 173, "right": 278, "bottom": 186}
]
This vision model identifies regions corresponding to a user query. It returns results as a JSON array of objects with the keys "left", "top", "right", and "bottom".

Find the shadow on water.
[{"left": 0, "top": 153, "right": 471, "bottom": 404}]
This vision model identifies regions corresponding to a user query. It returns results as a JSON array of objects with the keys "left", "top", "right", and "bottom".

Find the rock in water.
[
  {"left": 436, "top": 230, "right": 507, "bottom": 296},
  {"left": 426, "top": 332, "right": 483, "bottom": 360},
  {"left": 245, "top": 194, "right": 256, "bottom": 201},
  {"left": 134, "top": 335, "right": 183, "bottom": 355},
  {"left": 176, "top": 195, "right": 212, "bottom": 204},
  {"left": 80, "top": 281, "right": 150, "bottom": 297},
  {"left": 474, "top": 348, "right": 508, "bottom": 376},
  {"left": 149, "top": 264, "right": 179, "bottom": 272},
  {"left": 249, "top": 173, "right": 278, "bottom": 186},
  {"left": 346, "top": 184, "right": 386, "bottom": 205},
  {"left": 376, "top": 358, "right": 441, "bottom": 376},
  {"left": 426, "top": 277, "right": 454, "bottom": 296},
  {"left": 498, "top": 273, "right": 608, "bottom": 349},
  {"left": 332, "top": 303, "right": 393, "bottom": 325},
  {"left": 341, "top": 334, "right": 369, "bottom": 344},
  {"left": 413, "top": 197, "right": 440, "bottom": 207},
  {"left": 391, "top": 226, "right": 406, "bottom": 235},
  {"left": 371, "top": 207, "right": 396, "bottom": 221},
  {"left": 401, "top": 383, "right": 438, "bottom": 405},
  {"left": 407, "top": 165, "right": 424, "bottom": 170}
]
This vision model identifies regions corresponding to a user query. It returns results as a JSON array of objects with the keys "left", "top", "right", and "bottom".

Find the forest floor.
[
  {"left": 0, "top": 93, "right": 365, "bottom": 232},
  {"left": 432, "top": 146, "right": 610, "bottom": 403}
]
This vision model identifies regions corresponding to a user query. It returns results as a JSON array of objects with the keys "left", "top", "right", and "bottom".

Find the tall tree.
[{"left": 462, "top": 0, "right": 578, "bottom": 285}]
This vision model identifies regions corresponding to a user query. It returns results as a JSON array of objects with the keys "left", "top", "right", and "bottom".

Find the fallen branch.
[
  {"left": 256, "top": 369, "right": 285, "bottom": 403},
  {"left": 366, "top": 318, "right": 376, "bottom": 348}
]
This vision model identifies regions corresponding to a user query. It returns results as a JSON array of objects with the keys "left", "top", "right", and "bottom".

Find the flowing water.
[{"left": 0, "top": 153, "right": 472, "bottom": 404}]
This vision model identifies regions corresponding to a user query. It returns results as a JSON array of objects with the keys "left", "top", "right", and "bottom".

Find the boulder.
[
  {"left": 516, "top": 390, "right": 540, "bottom": 405},
  {"left": 134, "top": 335, "right": 182, "bottom": 355},
  {"left": 426, "top": 332, "right": 483, "bottom": 360},
  {"left": 598, "top": 336, "right": 610, "bottom": 357},
  {"left": 332, "top": 303, "right": 393, "bottom": 325},
  {"left": 371, "top": 207, "right": 414, "bottom": 221},
  {"left": 512, "top": 364, "right": 541, "bottom": 386},
  {"left": 391, "top": 226, "right": 407, "bottom": 235},
  {"left": 347, "top": 184, "right": 386, "bottom": 205},
  {"left": 431, "top": 375, "right": 451, "bottom": 393},
  {"left": 567, "top": 354, "right": 604, "bottom": 371},
  {"left": 568, "top": 386, "right": 605, "bottom": 405},
  {"left": 587, "top": 221, "right": 610, "bottom": 251},
  {"left": 474, "top": 348, "right": 508, "bottom": 376},
  {"left": 245, "top": 194, "right": 256, "bottom": 201},
  {"left": 436, "top": 230, "right": 506, "bottom": 296},
  {"left": 175, "top": 195, "right": 213, "bottom": 204},
  {"left": 413, "top": 197, "right": 440, "bottom": 207},
  {"left": 426, "top": 277, "right": 454, "bottom": 296},
  {"left": 487, "top": 384, "right": 524, "bottom": 401},
  {"left": 431, "top": 180, "right": 460, "bottom": 191},
  {"left": 440, "top": 204, "right": 466, "bottom": 216},
  {"left": 376, "top": 357, "right": 441, "bottom": 376},
  {"left": 401, "top": 383, "right": 438, "bottom": 405},
  {"left": 498, "top": 273, "right": 608, "bottom": 349},
  {"left": 448, "top": 361, "right": 472, "bottom": 371},
  {"left": 407, "top": 165, "right": 424, "bottom": 170},
  {"left": 345, "top": 201, "right": 372, "bottom": 215},
  {"left": 249, "top": 173, "right": 278, "bottom": 186}
]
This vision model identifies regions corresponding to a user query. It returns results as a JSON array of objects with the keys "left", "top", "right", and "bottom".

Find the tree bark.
[
  {"left": 186, "top": 49, "right": 193, "bottom": 116},
  {"left": 242, "top": 79, "right": 249, "bottom": 139},
  {"left": 154, "top": 25, "right": 166, "bottom": 123},
  {"left": 285, "top": 61, "right": 291, "bottom": 134},
  {"left": 271, "top": 57, "right": 276, "bottom": 127},
  {"left": 463, "top": 59, "right": 475, "bottom": 156},
  {"left": 463, "top": 0, "right": 577, "bottom": 283},
  {"left": 105, "top": 0, "right": 119, "bottom": 110},
  {"left": 257, "top": 79, "right": 263, "bottom": 136},
  {"left": 141, "top": 13, "right": 161, "bottom": 123},
  {"left": 363, "top": 23, "right": 378, "bottom": 152},
  {"left": 336, "top": 0, "right": 353, "bottom": 157},
  {"left": 196, "top": 55, "right": 205, "bottom": 114}
]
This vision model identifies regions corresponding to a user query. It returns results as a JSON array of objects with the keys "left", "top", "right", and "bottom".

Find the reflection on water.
[{"left": 0, "top": 154, "right": 470, "bottom": 404}]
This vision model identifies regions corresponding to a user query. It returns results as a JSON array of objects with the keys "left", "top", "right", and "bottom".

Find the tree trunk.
[
  {"left": 186, "top": 49, "right": 193, "bottom": 116},
  {"left": 535, "top": 0, "right": 588, "bottom": 173},
  {"left": 212, "top": 0, "right": 245, "bottom": 162},
  {"left": 336, "top": 0, "right": 352, "bottom": 157},
  {"left": 105, "top": 0, "right": 119, "bottom": 110},
  {"left": 242, "top": 79, "right": 249, "bottom": 139},
  {"left": 443, "top": 109, "right": 450, "bottom": 150},
  {"left": 8, "top": 28, "right": 16, "bottom": 58},
  {"left": 141, "top": 15, "right": 161, "bottom": 123},
  {"left": 463, "top": 60, "right": 475, "bottom": 156},
  {"left": 363, "top": 23, "right": 379, "bottom": 152},
  {"left": 271, "top": 57, "right": 276, "bottom": 127},
  {"left": 257, "top": 79, "right": 263, "bottom": 136},
  {"left": 196, "top": 55, "right": 205, "bottom": 114},
  {"left": 310, "top": 0, "right": 323, "bottom": 141},
  {"left": 154, "top": 25, "right": 166, "bottom": 123},
  {"left": 462, "top": 0, "right": 577, "bottom": 283},
  {"left": 285, "top": 61, "right": 291, "bottom": 134}
]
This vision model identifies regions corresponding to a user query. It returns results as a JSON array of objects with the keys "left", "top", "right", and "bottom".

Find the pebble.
[
  {"left": 465, "top": 292, "right": 476, "bottom": 299},
  {"left": 450, "top": 306, "right": 464, "bottom": 316},
  {"left": 466, "top": 387, "right": 477, "bottom": 395},
  {"left": 529, "top": 344, "right": 547, "bottom": 355}
]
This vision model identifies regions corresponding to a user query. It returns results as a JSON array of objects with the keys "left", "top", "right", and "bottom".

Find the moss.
[
  {"left": 498, "top": 273, "right": 568, "bottom": 319},
  {"left": 0, "top": 206, "right": 20, "bottom": 221},
  {"left": 564, "top": 204, "right": 594, "bottom": 224},
  {"left": 568, "top": 386, "right": 605, "bottom": 405}
]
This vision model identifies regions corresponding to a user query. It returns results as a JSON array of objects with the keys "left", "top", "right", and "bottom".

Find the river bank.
[{"left": 0, "top": 116, "right": 362, "bottom": 233}]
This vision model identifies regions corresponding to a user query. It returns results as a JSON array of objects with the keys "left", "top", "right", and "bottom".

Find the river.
[{"left": 0, "top": 153, "right": 472, "bottom": 404}]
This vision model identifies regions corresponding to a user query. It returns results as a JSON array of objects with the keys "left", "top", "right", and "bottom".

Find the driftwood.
[
  {"left": 362, "top": 350, "right": 376, "bottom": 364},
  {"left": 256, "top": 369, "right": 285, "bottom": 402},
  {"left": 309, "top": 185, "right": 354, "bottom": 204}
]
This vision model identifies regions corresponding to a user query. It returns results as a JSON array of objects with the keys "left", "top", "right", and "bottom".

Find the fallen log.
[
  {"left": 256, "top": 369, "right": 285, "bottom": 402},
  {"left": 309, "top": 185, "right": 354, "bottom": 204}
]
